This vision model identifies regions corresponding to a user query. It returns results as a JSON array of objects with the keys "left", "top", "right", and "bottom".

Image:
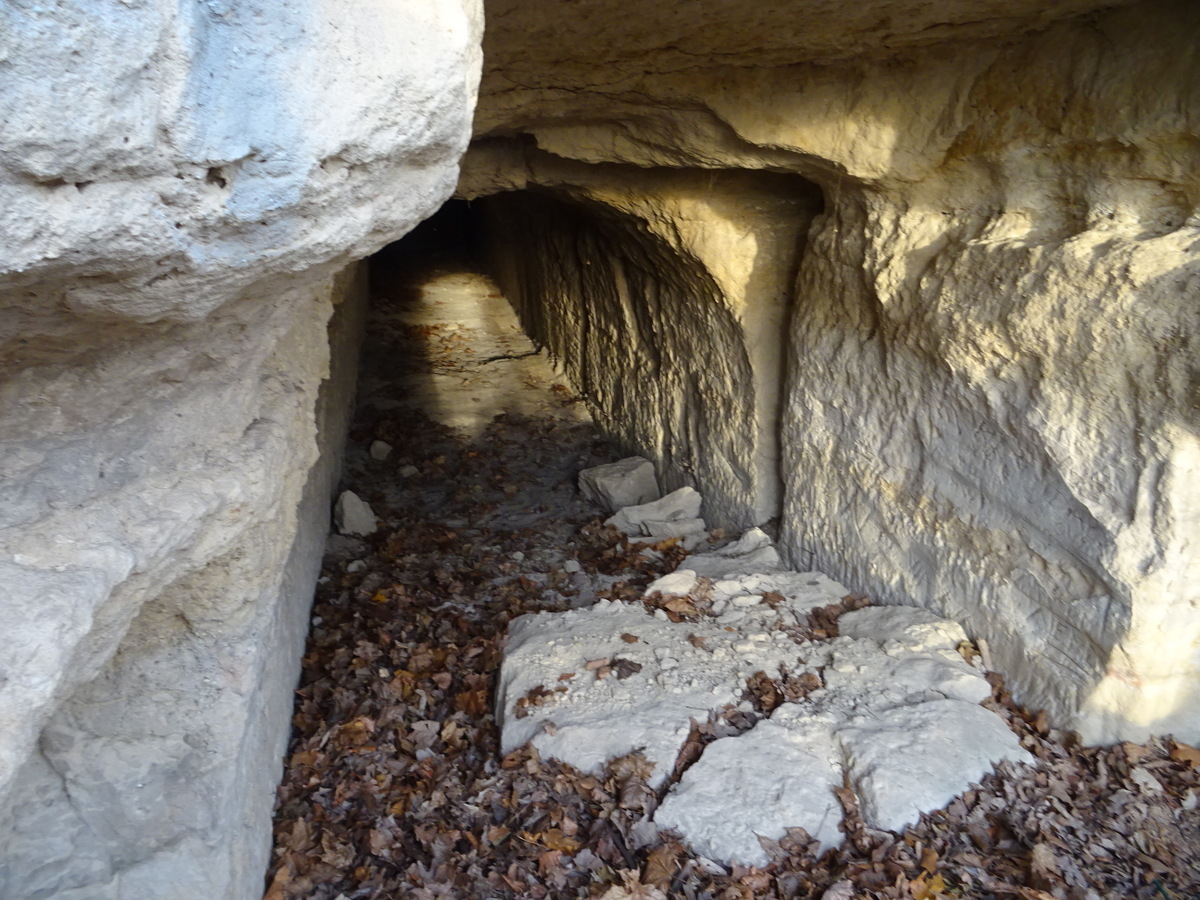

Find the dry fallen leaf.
[
  {"left": 643, "top": 842, "right": 681, "bottom": 889},
  {"left": 820, "top": 880, "right": 855, "bottom": 900},
  {"left": 598, "top": 869, "right": 670, "bottom": 900},
  {"left": 1170, "top": 741, "right": 1200, "bottom": 767},
  {"left": 612, "top": 657, "right": 643, "bottom": 679},
  {"left": 920, "top": 845, "right": 939, "bottom": 874}
]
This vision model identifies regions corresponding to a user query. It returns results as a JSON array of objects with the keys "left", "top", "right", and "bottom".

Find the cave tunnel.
[
  {"left": 362, "top": 167, "right": 826, "bottom": 537},
  {"left": 4, "top": 1, "right": 1198, "bottom": 897}
]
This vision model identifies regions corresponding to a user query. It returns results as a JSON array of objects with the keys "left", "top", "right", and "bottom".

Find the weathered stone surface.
[
  {"left": 499, "top": 530, "right": 1030, "bottom": 867},
  {"left": 467, "top": 161, "right": 822, "bottom": 528},
  {"left": 466, "top": 0, "right": 1200, "bottom": 744},
  {"left": 2, "top": 0, "right": 1196, "bottom": 891},
  {"left": 838, "top": 699, "right": 1031, "bottom": 833},
  {"left": 0, "top": 0, "right": 483, "bottom": 321},
  {"left": 606, "top": 486, "right": 703, "bottom": 537},
  {"left": 578, "top": 456, "right": 660, "bottom": 512},
  {"left": 653, "top": 718, "right": 845, "bottom": 863},
  {"left": 0, "top": 1, "right": 482, "bottom": 896},
  {"left": 682, "top": 528, "right": 785, "bottom": 580},
  {"left": 334, "top": 490, "right": 378, "bottom": 536},
  {"left": 0, "top": 267, "right": 371, "bottom": 899}
]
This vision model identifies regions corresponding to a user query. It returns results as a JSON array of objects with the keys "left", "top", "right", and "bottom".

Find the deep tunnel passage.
[
  {"left": 470, "top": 169, "right": 825, "bottom": 532},
  {"left": 265, "top": 179, "right": 1200, "bottom": 900},
  {"left": 265, "top": 183, "right": 828, "bottom": 895},
  {"left": 265, "top": 197, "right": 704, "bottom": 898},
  {"left": 362, "top": 166, "right": 825, "bottom": 533}
]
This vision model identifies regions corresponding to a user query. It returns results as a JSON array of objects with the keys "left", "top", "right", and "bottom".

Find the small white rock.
[
  {"left": 647, "top": 569, "right": 698, "bottom": 596},
  {"left": 398, "top": 464, "right": 419, "bottom": 478},
  {"left": 369, "top": 440, "right": 393, "bottom": 460},
  {"left": 334, "top": 490, "right": 377, "bottom": 535},
  {"left": 563, "top": 559, "right": 582, "bottom": 573}
]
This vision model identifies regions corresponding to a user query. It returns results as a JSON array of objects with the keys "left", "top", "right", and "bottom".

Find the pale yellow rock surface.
[
  {"left": 0, "top": 0, "right": 1196, "bottom": 894},
  {"left": 464, "top": 0, "right": 1200, "bottom": 743}
]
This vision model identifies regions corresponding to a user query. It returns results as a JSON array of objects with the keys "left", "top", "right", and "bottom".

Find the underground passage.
[{"left": 1, "top": 0, "right": 1198, "bottom": 898}]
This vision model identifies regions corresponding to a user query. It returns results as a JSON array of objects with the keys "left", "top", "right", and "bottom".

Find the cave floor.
[{"left": 265, "top": 257, "right": 1200, "bottom": 900}]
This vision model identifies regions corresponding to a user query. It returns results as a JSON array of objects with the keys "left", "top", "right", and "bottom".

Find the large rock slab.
[
  {"left": 498, "top": 562, "right": 851, "bottom": 786},
  {"left": 499, "top": 531, "right": 1031, "bottom": 867},
  {"left": 653, "top": 717, "right": 844, "bottom": 863}
]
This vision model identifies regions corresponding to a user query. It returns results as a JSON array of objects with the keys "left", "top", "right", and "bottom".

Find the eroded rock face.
[
  {"left": 467, "top": 0, "right": 1200, "bottom": 743},
  {"left": 0, "top": 1, "right": 482, "bottom": 896}
]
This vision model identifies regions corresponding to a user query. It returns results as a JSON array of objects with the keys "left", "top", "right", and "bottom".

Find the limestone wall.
[
  {"left": 467, "top": 0, "right": 1200, "bottom": 743},
  {"left": 0, "top": 1, "right": 482, "bottom": 896},
  {"left": 0, "top": 267, "right": 369, "bottom": 899}
]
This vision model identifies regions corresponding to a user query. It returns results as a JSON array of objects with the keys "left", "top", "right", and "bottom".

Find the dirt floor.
[{"left": 264, "top": 251, "right": 1200, "bottom": 900}]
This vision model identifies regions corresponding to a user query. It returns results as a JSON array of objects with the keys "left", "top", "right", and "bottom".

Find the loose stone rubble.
[
  {"left": 605, "top": 486, "right": 707, "bottom": 546},
  {"left": 498, "top": 492, "right": 1032, "bottom": 868}
]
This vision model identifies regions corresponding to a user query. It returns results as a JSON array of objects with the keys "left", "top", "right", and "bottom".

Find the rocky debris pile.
[{"left": 498, "top": 474, "right": 1031, "bottom": 866}]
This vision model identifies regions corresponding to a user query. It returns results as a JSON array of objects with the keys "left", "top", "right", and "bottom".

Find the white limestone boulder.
[
  {"left": 499, "top": 529, "right": 1032, "bottom": 867},
  {"left": 334, "top": 490, "right": 378, "bottom": 536},
  {"left": 838, "top": 699, "right": 1032, "bottom": 833},
  {"left": 682, "top": 527, "right": 785, "bottom": 579},
  {"left": 654, "top": 716, "right": 844, "bottom": 865}
]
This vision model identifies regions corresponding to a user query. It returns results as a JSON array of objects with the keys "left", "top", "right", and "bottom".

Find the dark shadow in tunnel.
[
  {"left": 351, "top": 196, "right": 600, "bottom": 528},
  {"left": 370, "top": 198, "right": 483, "bottom": 293}
]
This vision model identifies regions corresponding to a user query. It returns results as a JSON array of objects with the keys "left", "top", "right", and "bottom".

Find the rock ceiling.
[{"left": 480, "top": 0, "right": 1135, "bottom": 89}]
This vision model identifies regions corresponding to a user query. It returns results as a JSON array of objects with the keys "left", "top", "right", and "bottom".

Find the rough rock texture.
[
  {"left": 467, "top": 0, "right": 1200, "bottom": 744},
  {"left": 0, "top": 1, "right": 482, "bottom": 896},
  {"left": 578, "top": 457, "right": 660, "bottom": 513},
  {"left": 497, "top": 531, "right": 1030, "bottom": 867},
  {"left": 334, "top": 490, "right": 379, "bottom": 536},
  {"left": 0, "top": 267, "right": 370, "bottom": 900}
]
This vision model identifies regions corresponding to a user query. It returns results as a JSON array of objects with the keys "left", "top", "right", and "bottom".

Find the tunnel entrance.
[
  {"left": 265, "top": 165, "right": 1200, "bottom": 898},
  {"left": 266, "top": 178, "right": 834, "bottom": 894},
  {"left": 372, "top": 167, "right": 825, "bottom": 534}
]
